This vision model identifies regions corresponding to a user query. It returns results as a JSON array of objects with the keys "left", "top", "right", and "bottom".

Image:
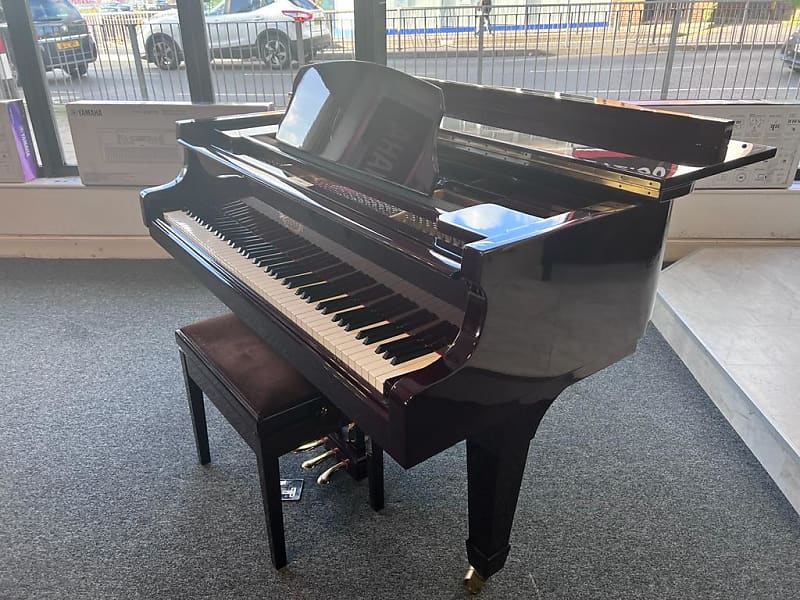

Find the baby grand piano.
[{"left": 141, "top": 61, "right": 774, "bottom": 592}]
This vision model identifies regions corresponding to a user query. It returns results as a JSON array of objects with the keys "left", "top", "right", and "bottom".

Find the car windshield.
[
  {"left": 288, "top": 0, "right": 318, "bottom": 9},
  {"left": 29, "top": 0, "right": 81, "bottom": 21}
]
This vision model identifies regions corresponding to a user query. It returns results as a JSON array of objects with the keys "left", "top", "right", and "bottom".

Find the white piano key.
[{"left": 164, "top": 210, "right": 456, "bottom": 396}]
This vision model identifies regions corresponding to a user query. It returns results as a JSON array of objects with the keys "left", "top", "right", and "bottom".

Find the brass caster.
[{"left": 463, "top": 565, "right": 486, "bottom": 595}]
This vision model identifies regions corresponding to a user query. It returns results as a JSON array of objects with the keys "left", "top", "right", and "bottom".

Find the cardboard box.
[
  {"left": 0, "top": 100, "right": 37, "bottom": 183},
  {"left": 67, "top": 101, "right": 275, "bottom": 186},
  {"left": 638, "top": 100, "right": 800, "bottom": 190}
]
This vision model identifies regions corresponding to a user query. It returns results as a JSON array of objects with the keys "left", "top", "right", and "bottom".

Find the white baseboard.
[
  {"left": 664, "top": 238, "right": 800, "bottom": 262},
  {"left": 0, "top": 235, "right": 170, "bottom": 259}
]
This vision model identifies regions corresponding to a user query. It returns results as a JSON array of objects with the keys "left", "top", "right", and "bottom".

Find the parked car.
[
  {"left": 0, "top": 0, "right": 97, "bottom": 79},
  {"left": 144, "top": 1, "right": 172, "bottom": 11},
  {"left": 141, "top": 0, "right": 332, "bottom": 71},
  {"left": 99, "top": 2, "right": 134, "bottom": 12},
  {"left": 780, "top": 29, "right": 800, "bottom": 71}
]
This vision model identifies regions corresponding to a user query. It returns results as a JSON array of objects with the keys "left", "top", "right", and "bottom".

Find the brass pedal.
[
  {"left": 301, "top": 449, "right": 337, "bottom": 470},
  {"left": 317, "top": 460, "right": 349, "bottom": 485},
  {"left": 292, "top": 437, "right": 327, "bottom": 454}
]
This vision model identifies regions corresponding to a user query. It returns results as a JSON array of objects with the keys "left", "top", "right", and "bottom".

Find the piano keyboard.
[{"left": 163, "top": 200, "right": 461, "bottom": 393}]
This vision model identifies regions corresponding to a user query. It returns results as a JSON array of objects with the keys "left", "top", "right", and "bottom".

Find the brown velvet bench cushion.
[
  {"left": 179, "top": 313, "right": 319, "bottom": 419},
  {"left": 175, "top": 313, "right": 354, "bottom": 570}
]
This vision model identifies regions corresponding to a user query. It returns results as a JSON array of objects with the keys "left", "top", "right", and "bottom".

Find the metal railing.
[{"left": 18, "top": 2, "right": 800, "bottom": 109}]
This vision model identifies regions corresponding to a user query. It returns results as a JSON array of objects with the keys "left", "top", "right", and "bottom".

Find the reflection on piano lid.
[{"left": 276, "top": 61, "right": 444, "bottom": 195}]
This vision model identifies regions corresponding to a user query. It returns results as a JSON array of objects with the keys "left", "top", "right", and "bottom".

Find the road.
[{"left": 41, "top": 45, "right": 800, "bottom": 108}]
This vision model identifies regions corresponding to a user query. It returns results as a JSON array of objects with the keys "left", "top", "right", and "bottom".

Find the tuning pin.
[
  {"left": 317, "top": 460, "right": 349, "bottom": 486},
  {"left": 301, "top": 449, "right": 337, "bottom": 470},
  {"left": 292, "top": 437, "right": 328, "bottom": 454}
]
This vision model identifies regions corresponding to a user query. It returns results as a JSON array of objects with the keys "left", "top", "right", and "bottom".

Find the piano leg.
[
  {"left": 368, "top": 439, "right": 385, "bottom": 512},
  {"left": 464, "top": 402, "right": 553, "bottom": 592}
]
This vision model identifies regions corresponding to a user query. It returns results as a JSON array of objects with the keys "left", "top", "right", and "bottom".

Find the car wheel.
[
  {"left": 259, "top": 31, "right": 291, "bottom": 70},
  {"left": 151, "top": 35, "right": 182, "bottom": 71},
  {"left": 67, "top": 63, "right": 88, "bottom": 78}
]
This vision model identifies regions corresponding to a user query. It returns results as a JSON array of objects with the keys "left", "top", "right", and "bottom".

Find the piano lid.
[
  {"left": 190, "top": 62, "right": 774, "bottom": 203},
  {"left": 276, "top": 61, "right": 444, "bottom": 195}
]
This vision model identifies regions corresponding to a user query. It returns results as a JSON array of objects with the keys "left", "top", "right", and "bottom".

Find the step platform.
[{"left": 652, "top": 247, "right": 800, "bottom": 515}]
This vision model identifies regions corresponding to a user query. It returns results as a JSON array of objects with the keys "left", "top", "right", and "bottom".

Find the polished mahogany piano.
[{"left": 141, "top": 61, "right": 774, "bottom": 592}]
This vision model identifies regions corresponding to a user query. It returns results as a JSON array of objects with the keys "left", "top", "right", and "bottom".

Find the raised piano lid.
[
  {"left": 436, "top": 120, "right": 773, "bottom": 200},
  {"left": 199, "top": 61, "right": 774, "bottom": 204}
]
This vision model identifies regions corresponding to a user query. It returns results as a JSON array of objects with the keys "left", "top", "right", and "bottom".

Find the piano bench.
[{"left": 175, "top": 313, "right": 383, "bottom": 570}]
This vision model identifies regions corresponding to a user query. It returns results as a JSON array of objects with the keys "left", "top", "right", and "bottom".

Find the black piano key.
[
  {"left": 338, "top": 309, "right": 387, "bottom": 332},
  {"left": 332, "top": 294, "right": 407, "bottom": 322},
  {"left": 242, "top": 246, "right": 283, "bottom": 260},
  {"left": 221, "top": 225, "right": 259, "bottom": 237},
  {"left": 256, "top": 254, "right": 292, "bottom": 267},
  {"left": 315, "top": 284, "right": 392, "bottom": 313},
  {"left": 283, "top": 263, "right": 353, "bottom": 289},
  {"left": 390, "top": 346, "right": 442, "bottom": 365},
  {"left": 356, "top": 310, "right": 438, "bottom": 343},
  {"left": 338, "top": 300, "right": 417, "bottom": 332},
  {"left": 378, "top": 336, "right": 424, "bottom": 358},
  {"left": 376, "top": 322, "right": 455, "bottom": 357},
  {"left": 330, "top": 293, "right": 389, "bottom": 320},
  {"left": 300, "top": 273, "right": 375, "bottom": 303},
  {"left": 245, "top": 224, "right": 286, "bottom": 239},
  {"left": 268, "top": 253, "right": 335, "bottom": 277},
  {"left": 281, "top": 272, "right": 326, "bottom": 289},
  {"left": 402, "top": 325, "right": 459, "bottom": 358},
  {"left": 389, "top": 326, "right": 459, "bottom": 365},
  {"left": 226, "top": 234, "right": 262, "bottom": 246},
  {"left": 334, "top": 295, "right": 416, "bottom": 328},
  {"left": 221, "top": 205, "right": 250, "bottom": 216},
  {"left": 257, "top": 246, "right": 318, "bottom": 268},
  {"left": 239, "top": 242, "right": 274, "bottom": 253},
  {"left": 268, "top": 254, "right": 327, "bottom": 277},
  {"left": 252, "top": 235, "right": 305, "bottom": 251},
  {"left": 239, "top": 241, "right": 279, "bottom": 254},
  {"left": 298, "top": 272, "right": 375, "bottom": 302}
]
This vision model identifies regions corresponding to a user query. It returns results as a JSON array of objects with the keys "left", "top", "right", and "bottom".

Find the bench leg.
[
  {"left": 368, "top": 439, "right": 384, "bottom": 512},
  {"left": 255, "top": 442, "right": 288, "bottom": 570},
  {"left": 181, "top": 351, "right": 210, "bottom": 465}
]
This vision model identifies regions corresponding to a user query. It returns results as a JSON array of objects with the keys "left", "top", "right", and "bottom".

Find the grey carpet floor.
[{"left": 1, "top": 258, "right": 799, "bottom": 600}]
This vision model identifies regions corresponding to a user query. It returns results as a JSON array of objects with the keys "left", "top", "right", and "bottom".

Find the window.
[
  {"left": 227, "top": 0, "right": 256, "bottom": 14},
  {"left": 288, "top": 0, "right": 318, "bottom": 9}
]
